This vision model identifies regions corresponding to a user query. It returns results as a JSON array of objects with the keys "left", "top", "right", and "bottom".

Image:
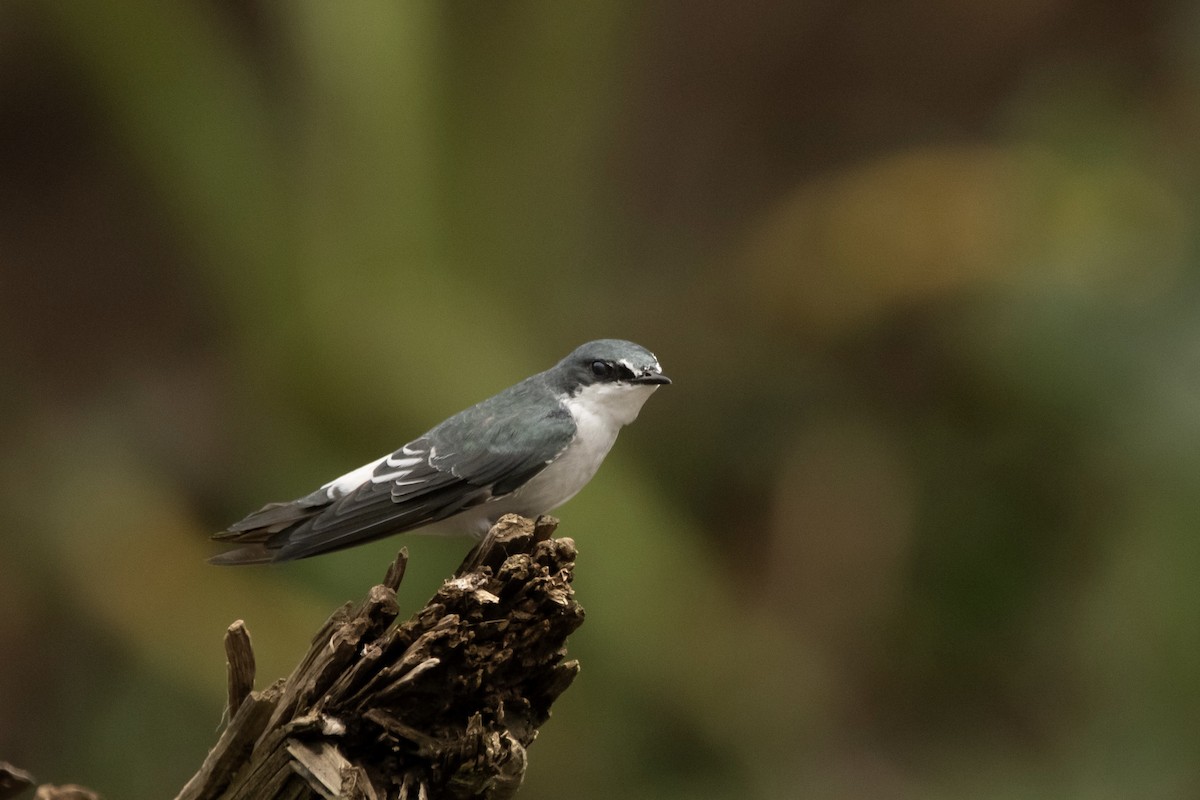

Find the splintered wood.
[{"left": 177, "top": 514, "right": 583, "bottom": 800}]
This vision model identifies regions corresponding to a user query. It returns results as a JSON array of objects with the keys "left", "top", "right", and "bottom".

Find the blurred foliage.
[{"left": 2, "top": 1, "right": 1200, "bottom": 798}]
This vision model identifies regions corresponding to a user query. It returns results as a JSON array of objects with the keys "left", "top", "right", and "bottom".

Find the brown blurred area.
[{"left": 2, "top": 1, "right": 1199, "bottom": 797}]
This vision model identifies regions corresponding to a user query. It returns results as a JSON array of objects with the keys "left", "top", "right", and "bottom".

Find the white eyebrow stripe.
[{"left": 618, "top": 356, "right": 662, "bottom": 374}]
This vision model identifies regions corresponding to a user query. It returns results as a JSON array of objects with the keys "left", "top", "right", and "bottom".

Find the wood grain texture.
[{"left": 179, "top": 513, "right": 583, "bottom": 800}]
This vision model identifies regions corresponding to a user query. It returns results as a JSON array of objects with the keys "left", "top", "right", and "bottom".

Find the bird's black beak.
[{"left": 631, "top": 372, "right": 671, "bottom": 385}]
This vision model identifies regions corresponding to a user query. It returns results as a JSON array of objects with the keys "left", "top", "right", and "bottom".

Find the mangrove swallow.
[{"left": 210, "top": 339, "right": 669, "bottom": 564}]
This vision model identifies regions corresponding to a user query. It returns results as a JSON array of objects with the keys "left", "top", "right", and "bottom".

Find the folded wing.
[{"left": 211, "top": 382, "right": 575, "bottom": 564}]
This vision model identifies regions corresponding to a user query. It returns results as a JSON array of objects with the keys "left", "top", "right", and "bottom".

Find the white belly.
[{"left": 453, "top": 381, "right": 660, "bottom": 536}]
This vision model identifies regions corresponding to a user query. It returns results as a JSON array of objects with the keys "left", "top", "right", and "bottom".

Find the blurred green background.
[{"left": 2, "top": 1, "right": 1199, "bottom": 797}]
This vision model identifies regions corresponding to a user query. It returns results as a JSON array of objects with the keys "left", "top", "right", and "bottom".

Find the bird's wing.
[{"left": 211, "top": 384, "right": 576, "bottom": 563}]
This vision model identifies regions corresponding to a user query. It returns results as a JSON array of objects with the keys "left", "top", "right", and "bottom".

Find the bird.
[{"left": 210, "top": 339, "right": 670, "bottom": 564}]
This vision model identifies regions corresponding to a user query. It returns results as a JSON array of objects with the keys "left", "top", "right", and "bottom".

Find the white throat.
[
  {"left": 535, "top": 380, "right": 659, "bottom": 498},
  {"left": 567, "top": 381, "right": 661, "bottom": 429}
]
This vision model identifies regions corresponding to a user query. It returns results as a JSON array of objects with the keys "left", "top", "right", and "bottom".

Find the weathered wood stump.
[{"left": 180, "top": 513, "right": 583, "bottom": 800}]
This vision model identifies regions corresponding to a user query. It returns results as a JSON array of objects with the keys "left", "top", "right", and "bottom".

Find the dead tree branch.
[{"left": 182, "top": 513, "right": 583, "bottom": 800}]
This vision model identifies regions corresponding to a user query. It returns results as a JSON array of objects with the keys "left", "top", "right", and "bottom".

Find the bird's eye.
[{"left": 591, "top": 360, "right": 614, "bottom": 379}]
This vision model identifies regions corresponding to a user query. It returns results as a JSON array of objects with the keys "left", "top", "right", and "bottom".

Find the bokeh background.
[{"left": 3, "top": 1, "right": 1200, "bottom": 797}]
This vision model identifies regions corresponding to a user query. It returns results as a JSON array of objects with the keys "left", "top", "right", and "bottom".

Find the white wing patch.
[
  {"left": 392, "top": 477, "right": 427, "bottom": 487},
  {"left": 322, "top": 455, "right": 388, "bottom": 498},
  {"left": 386, "top": 452, "right": 424, "bottom": 468},
  {"left": 322, "top": 448, "right": 430, "bottom": 498},
  {"left": 374, "top": 451, "right": 425, "bottom": 482}
]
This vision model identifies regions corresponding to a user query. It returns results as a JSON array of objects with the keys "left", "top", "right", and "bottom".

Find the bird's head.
[{"left": 551, "top": 339, "right": 670, "bottom": 426}]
